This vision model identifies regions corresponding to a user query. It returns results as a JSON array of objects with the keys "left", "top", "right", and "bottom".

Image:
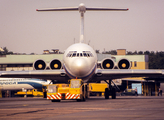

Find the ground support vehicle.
[
  {"left": 89, "top": 83, "right": 108, "bottom": 96},
  {"left": 15, "top": 89, "right": 43, "bottom": 97},
  {"left": 121, "top": 89, "right": 138, "bottom": 96},
  {"left": 46, "top": 79, "right": 87, "bottom": 102}
]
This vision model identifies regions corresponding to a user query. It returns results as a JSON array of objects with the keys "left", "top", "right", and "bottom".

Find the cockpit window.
[
  {"left": 68, "top": 54, "right": 72, "bottom": 57},
  {"left": 87, "top": 53, "right": 90, "bottom": 57},
  {"left": 89, "top": 53, "right": 93, "bottom": 57},
  {"left": 83, "top": 53, "right": 87, "bottom": 57},
  {"left": 66, "top": 51, "right": 93, "bottom": 57},
  {"left": 72, "top": 53, "right": 76, "bottom": 57}
]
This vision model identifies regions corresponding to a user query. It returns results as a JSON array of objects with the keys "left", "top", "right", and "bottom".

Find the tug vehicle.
[{"left": 46, "top": 79, "right": 88, "bottom": 102}]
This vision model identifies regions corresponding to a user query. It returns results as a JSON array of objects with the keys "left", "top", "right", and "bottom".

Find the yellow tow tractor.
[
  {"left": 46, "top": 79, "right": 88, "bottom": 102},
  {"left": 15, "top": 89, "right": 43, "bottom": 97}
]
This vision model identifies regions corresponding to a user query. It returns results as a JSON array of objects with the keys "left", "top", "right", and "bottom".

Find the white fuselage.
[
  {"left": 63, "top": 43, "right": 97, "bottom": 80},
  {"left": 0, "top": 78, "right": 51, "bottom": 90}
]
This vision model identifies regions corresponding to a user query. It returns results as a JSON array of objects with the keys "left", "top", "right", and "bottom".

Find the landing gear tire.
[
  {"left": 112, "top": 88, "right": 116, "bottom": 99},
  {"left": 105, "top": 88, "right": 109, "bottom": 99},
  {"left": 82, "top": 96, "right": 86, "bottom": 101}
]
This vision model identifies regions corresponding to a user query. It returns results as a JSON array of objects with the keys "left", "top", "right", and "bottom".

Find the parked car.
[{"left": 121, "top": 89, "right": 138, "bottom": 96}]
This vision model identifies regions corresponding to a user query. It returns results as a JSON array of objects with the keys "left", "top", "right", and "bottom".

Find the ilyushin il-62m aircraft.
[{"left": 1, "top": 3, "right": 164, "bottom": 99}]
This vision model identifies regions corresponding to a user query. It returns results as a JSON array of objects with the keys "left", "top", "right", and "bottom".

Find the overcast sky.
[{"left": 0, "top": 0, "right": 164, "bottom": 54}]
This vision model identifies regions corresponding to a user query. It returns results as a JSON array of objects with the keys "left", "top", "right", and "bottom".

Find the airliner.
[
  {"left": 0, "top": 3, "right": 164, "bottom": 99},
  {"left": 0, "top": 78, "right": 51, "bottom": 90}
]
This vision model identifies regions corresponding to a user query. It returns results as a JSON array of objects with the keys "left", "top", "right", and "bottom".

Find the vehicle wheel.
[
  {"left": 82, "top": 96, "right": 86, "bottom": 101},
  {"left": 77, "top": 99, "right": 81, "bottom": 102},
  {"left": 51, "top": 100, "right": 60, "bottom": 102},
  {"left": 105, "top": 88, "right": 109, "bottom": 99}
]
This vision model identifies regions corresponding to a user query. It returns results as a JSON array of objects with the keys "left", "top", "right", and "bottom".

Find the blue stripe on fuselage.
[{"left": 18, "top": 82, "right": 43, "bottom": 89}]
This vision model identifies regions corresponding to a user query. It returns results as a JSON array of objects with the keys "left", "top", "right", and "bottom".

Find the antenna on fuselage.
[{"left": 36, "top": 3, "right": 129, "bottom": 43}]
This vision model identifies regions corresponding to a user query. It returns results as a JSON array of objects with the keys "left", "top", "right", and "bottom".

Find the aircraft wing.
[
  {"left": 90, "top": 69, "right": 164, "bottom": 82},
  {"left": 1, "top": 69, "right": 164, "bottom": 83},
  {"left": 0, "top": 70, "right": 69, "bottom": 83}
]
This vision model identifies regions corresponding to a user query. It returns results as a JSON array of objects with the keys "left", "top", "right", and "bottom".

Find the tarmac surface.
[{"left": 0, "top": 96, "right": 164, "bottom": 120}]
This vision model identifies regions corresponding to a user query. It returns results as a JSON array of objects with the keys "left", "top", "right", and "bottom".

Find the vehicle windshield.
[{"left": 70, "top": 80, "right": 81, "bottom": 88}]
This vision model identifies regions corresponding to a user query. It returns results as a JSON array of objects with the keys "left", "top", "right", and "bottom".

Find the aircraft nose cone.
[{"left": 72, "top": 58, "right": 89, "bottom": 77}]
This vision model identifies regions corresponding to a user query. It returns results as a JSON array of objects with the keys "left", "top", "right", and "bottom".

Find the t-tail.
[{"left": 36, "top": 3, "right": 129, "bottom": 43}]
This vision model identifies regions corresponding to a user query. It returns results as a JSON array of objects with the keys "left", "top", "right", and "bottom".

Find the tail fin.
[{"left": 36, "top": 3, "right": 129, "bottom": 43}]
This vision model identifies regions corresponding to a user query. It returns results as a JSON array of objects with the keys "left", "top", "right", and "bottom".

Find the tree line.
[{"left": 0, "top": 47, "right": 13, "bottom": 55}]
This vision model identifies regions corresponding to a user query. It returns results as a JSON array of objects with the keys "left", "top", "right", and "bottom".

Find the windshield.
[{"left": 70, "top": 80, "right": 81, "bottom": 88}]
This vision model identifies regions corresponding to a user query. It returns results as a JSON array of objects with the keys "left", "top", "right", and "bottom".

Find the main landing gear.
[{"left": 104, "top": 80, "right": 116, "bottom": 99}]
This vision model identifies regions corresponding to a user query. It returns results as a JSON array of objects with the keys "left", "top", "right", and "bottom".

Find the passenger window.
[
  {"left": 80, "top": 53, "right": 83, "bottom": 57},
  {"left": 77, "top": 53, "right": 79, "bottom": 57}
]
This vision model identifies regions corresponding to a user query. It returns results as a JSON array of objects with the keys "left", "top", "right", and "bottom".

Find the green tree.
[
  {"left": 138, "top": 51, "right": 143, "bottom": 55},
  {"left": 0, "top": 47, "right": 13, "bottom": 55}
]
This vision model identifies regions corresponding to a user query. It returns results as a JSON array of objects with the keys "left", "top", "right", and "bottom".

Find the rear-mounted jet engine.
[
  {"left": 101, "top": 58, "right": 115, "bottom": 69},
  {"left": 117, "top": 58, "right": 131, "bottom": 69},
  {"left": 33, "top": 59, "right": 46, "bottom": 70},
  {"left": 50, "top": 59, "right": 62, "bottom": 69}
]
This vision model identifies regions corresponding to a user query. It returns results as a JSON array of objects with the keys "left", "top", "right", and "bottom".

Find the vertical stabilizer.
[{"left": 78, "top": 3, "right": 86, "bottom": 43}]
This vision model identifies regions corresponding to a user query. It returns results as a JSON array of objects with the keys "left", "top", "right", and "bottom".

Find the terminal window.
[
  {"left": 0, "top": 64, "right": 7, "bottom": 71},
  {"left": 134, "top": 61, "right": 137, "bottom": 67}
]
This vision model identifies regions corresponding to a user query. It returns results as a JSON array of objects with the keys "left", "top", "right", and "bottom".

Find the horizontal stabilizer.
[
  {"left": 36, "top": 7, "right": 78, "bottom": 11},
  {"left": 36, "top": 4, "right": 129, "bottom": 12},
  {"left": 86, "top": 8, "right": 129, "bottom": 11}
]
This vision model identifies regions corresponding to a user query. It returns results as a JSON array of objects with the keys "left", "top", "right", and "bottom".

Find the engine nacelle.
[
  {"left": 49, "top": 59, "right": 62, "bottom": 69},
  {"left": 33, "top": 59, "right": 46, "bottom": 70},
  {"left": 101, "top": 58, "right": 115, "bottom": 69},
  {"left": 117, "top": 58, "right": 131, "bottom": 69}
]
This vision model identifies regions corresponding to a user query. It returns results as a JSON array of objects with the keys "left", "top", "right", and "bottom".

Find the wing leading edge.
[
  {"left": 1, "top": 69, "right": 164, "bottom": 83},
  {"left": 90, "top": 69, "right": 164, "bottom": 82},
  {"left": 0, "top": 70, "right": 69, "bottom": 83}
]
